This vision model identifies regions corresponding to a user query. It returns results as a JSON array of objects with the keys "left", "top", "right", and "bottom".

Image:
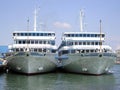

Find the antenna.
[
  {"left": 80, "top": 9, "right": 84, "bottom": 32},
  {"left": 27, "top": 17, "right": 30, "bottom": 31}
]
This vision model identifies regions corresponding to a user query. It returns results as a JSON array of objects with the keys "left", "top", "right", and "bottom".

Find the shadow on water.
[{"left": 0, "top": 65, "right": 120, "bottom": 90}]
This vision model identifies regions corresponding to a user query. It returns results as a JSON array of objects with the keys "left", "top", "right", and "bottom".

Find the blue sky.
[{"left": 0, "top": 0, "right": 120, "bottom": 50}]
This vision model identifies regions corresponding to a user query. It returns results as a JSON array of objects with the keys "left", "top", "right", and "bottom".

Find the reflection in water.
[
  {"left": 53, "top": 73, "right": 115, "bottom": 90},
  {"left": 0, "top": 65, "right": 120, "bottom": 90},
  {"left": 5, "top": 73, "right": 57, "bottom": 90},
  {"left": 4, "top": 72, "right": 116, "bottom": 90}
]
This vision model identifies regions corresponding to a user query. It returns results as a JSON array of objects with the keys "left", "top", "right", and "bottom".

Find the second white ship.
[{"left": 57, "top": 10, "right": 116, "bottom": 75}]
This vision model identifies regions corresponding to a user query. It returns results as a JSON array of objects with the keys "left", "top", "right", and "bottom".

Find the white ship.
[
  {"left": 58, "top": 10, "right": 116, "bottom": 75},
  {"left": 7, "top": 9, "right": 57, "bottom": 75}
]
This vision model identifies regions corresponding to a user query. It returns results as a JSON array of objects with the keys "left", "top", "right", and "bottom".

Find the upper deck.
[
  {"left": 13, "top": 31, "right": 56, "bottom": 40},
  {"left": 62, "top": 32, "right": 105, "bottom": 41}
]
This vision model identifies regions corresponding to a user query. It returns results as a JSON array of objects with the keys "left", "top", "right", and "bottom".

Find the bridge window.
[
  {"left": 35, "top": 40, "right": 38, "bottom": 44},
  {"left": 75, "top": 34, "right": 78, "bottom": 37},
  {"left": 79, "top": 34, "right": 82, "bottom": 37},
  {"left": 23, "top": 40, "right": 25, "bottom": 44},
  {"left": 68, "top": 34, "right": 70, "bottom": 37},
  {"left": 71, "top": 34, "right": 74, "bottom": 37},
  {"left": 48, "top": 33, "right": 51, "bottom": 36},
  {"left": 95, "top": 42, "right": 98, "bottom": 45},
  {"left": 32, "top": 33, "right": 34, "bottom": 36},
  {"left": 90, "top": 50, "right": 94, "bottom": 52},
  {"left": 43, "top": 41, "right": 46, "bottom": 44},
  {"left": 83, "top": 42, "right": 86, "bottom": 45},
  {"left": 75, "top": 42, "right": 78, "bottom": 45},
  {"left": 87, "top": 42, "right": 90, "bottom": 45},
  {"left": 91, "top": 34, "right": 95, "bottom": 37},
  {"left": 87, "top": 34, "right": 90, "bottom": 37},
  {"left": 91, "top": 42, "right": 94, "bottom": 45},
  {"left": 13, "top": 33, "right": 15, "bottom": 36},
  {"left": 24, "top": 33, "right": 27, "bottom": 36},
  {"left": 41, "top": 33, "right": 43, "bottom": 36},
  {"left": 83, "top": 34, "right": 86, "bottom": 37},
  {"left": 19, "top": 41, "right": 22, "bottom": 44},
  {"left": 36, "top": 33, "right": 39, "bottom": 36},
  {"left": 102, "top": 34, "right": 105, "bottom": 37},
  {"left": 79, "top": 42, "right": 82, "bottom": 45},
  {"left": 39, "top": 41, "right": 42, "bottom": 44},
  {"left": 31, "top": 40, "right": 34, "bottom": 44},
  {"left": 20, "top": 33, "right": 23, "bottom": 36},
  {"left": 86, "top": 50, "right": 89, "bottom": 53}
]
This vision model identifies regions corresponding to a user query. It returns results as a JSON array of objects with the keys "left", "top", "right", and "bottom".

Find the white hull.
[
  {"left": 60, "top": 53, "right": 116, "bottom": 75},
  {"left": 7, "top": 52, "right": 57, "bottom": 74}
]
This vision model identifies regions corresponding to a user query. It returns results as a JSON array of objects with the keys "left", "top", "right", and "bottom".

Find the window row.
[
  {"left": 60, "top": 49, "right": 111, "bottom": 55},
  {"left": 64, "top": 34, "right": 105, "bottom": 38},
  {"left": 13, "top": 33, "right": 55, "bottom": 36},
  {"left": 12, "top": 48, "right": 56, "bottom": 53},
  {"left": 63, "top": 41, "right": 103, "bottom": 46},
  {"left": 14, "top": 40, "right": 55, "bottom": 45}
]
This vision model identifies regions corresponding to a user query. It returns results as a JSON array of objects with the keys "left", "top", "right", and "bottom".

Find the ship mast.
[
  {"left": 34, "top": 8, "right": 37, "bottom": 31},
  {"left": 80, "top": 9, "right": 84, "bottom": 32},
  {"left": 100, "top": 20, "right": 102, "bottom": 52},
  {"left": 27, "top": 17, "right": 30, "bottom": 52}
]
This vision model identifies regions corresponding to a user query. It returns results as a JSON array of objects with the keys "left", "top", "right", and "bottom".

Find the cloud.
[{"left": 53, "top": 22, "right": 72, "bottom": 29}]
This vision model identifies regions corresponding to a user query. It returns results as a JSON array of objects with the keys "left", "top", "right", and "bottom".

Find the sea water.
[{"left": 0, "top": 65, "right": 120, "bottom": 90}]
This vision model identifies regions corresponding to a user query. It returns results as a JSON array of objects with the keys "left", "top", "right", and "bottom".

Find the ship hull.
[
  {"left": 7, "top": 52, "right": 57, "bottom": 75},
  {"left": 60, "top": 53, "right": 116, "bottom": 75}
]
